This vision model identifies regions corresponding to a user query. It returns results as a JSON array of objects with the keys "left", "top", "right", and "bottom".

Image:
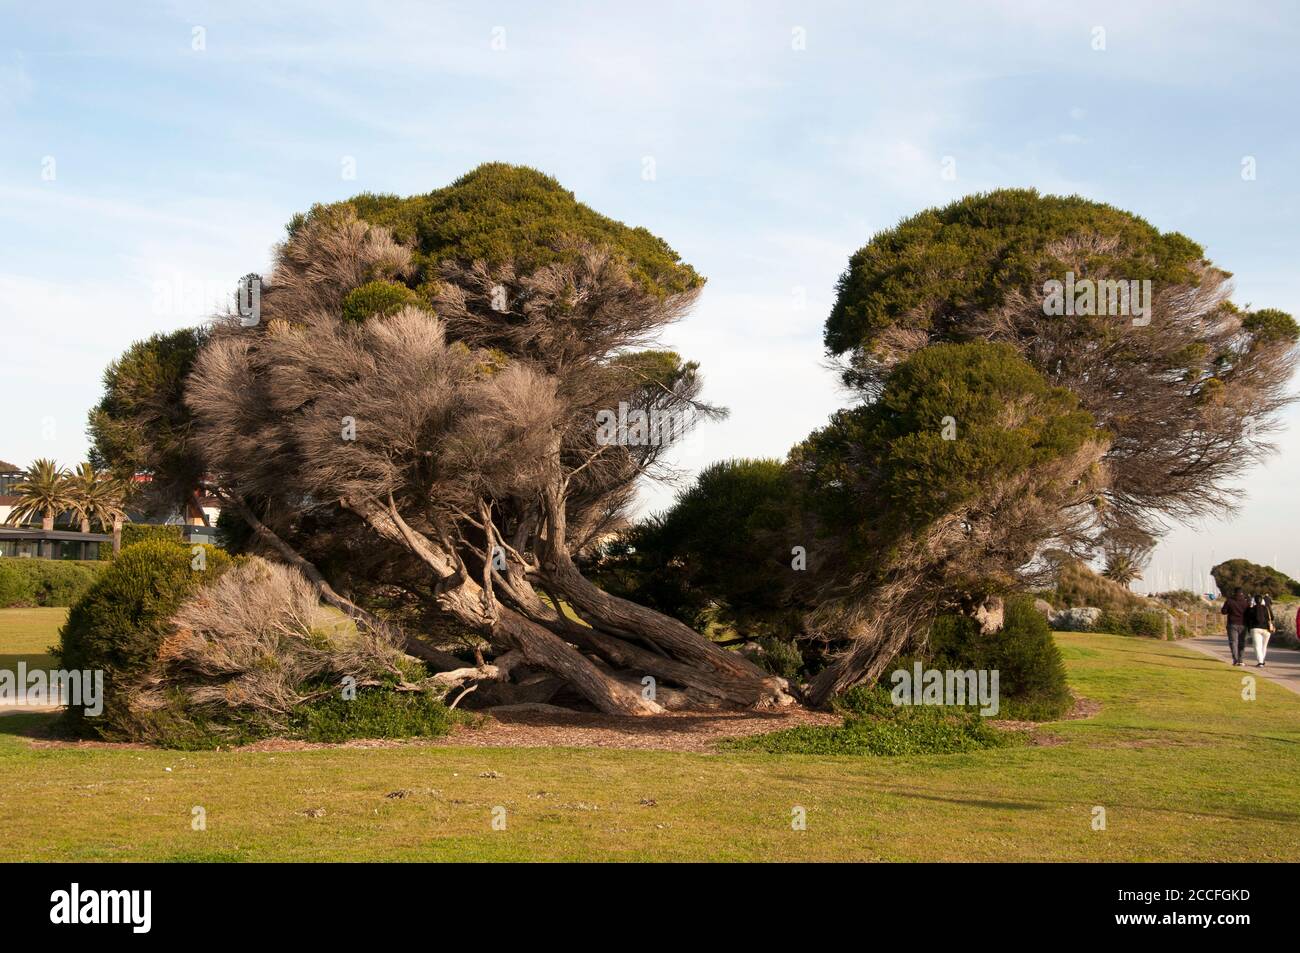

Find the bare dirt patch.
[
  {"left": 1065, "top": 693, "right": 1102, "bottom": 720},
  {"left": 17, "top": 706, "right": 841, "bottom": 754},
  {"left": 431, "top": 706, "right": 843, "bottom": 753},
  {"left": 227, "top": 707, "right": 842, "bottom": 754},
  {"left": 15, "top": 695, "right": 1095, "bottom": 755}
]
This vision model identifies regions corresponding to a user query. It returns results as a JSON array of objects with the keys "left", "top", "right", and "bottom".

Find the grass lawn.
[
  {"left": 1, "top": 607, "right": 1298, "bottom": 861},
  {"left": 0, "top": 606, "right": 63, "bottom": 673}
]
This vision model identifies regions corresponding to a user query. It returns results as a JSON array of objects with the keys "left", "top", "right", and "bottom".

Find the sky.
[{"left": 2, "top": 0, "right": 1298, "bottom": 592}]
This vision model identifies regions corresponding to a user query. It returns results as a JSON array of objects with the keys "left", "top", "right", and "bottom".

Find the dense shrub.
[
  {"left": 56, "top": 541, "right": 233, "bottom": 733},
  {"left": 131, "top": 559, "right": 418, "bottom": 739},
  {"left": 130, "top": 688, "right": 461, "bottom": 750},
  {"left": 67, "top": 556, "right": 454, "bottom": 748},
  {"left": 589, "top": 458, "right": 806, "bottom": 635},
  {"left": 289, "top": 690, "right": 460, "bottom": 743},
  {"left": 0, "top": 563, "right": 25, "bottom": 607},
  {"left": 753, "top": 637, "right": 803, "bottom": 680},
  {"left": 341, "top": 280, "right": 424, "bottom": 324},
  {"left": 97, "top": 523, "right": 185, "bottom": 559},
  {"left": 1097, "top": 608, "right": 1172, "bottom": 639},
  {"left": 888, "top": 596, "right": 1073, "bottom": 721},
  {"left": 1154, "top": 590, "right": 1206, "bottom": 611},
  {"left": 0, "top": 559, "right": 105, "bottom": 607}
]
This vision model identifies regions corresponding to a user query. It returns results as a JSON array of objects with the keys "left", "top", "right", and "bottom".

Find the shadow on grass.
[
  {"left": 0, "top": 709, "right": 67, "bottom": 740},
  {"left": 870, "top": 781, "right": 1300, "bottom": 824}
]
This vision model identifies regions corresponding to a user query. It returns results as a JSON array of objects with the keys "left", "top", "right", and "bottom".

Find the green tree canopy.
[
  {"left": 1210, "top": 558, "right": 1300, "bottom": 598},
  {"left": 294, "top": 163, "right": 702, "bottom": 298},
  {"left": 590, "top": 457, "right": 806, "bottom": 633},
  {"left": 825, "top": 188, "right": 1207, "bottom": 356},
  {"left": 823, "top": 189, "right": 1300, "bottom": 538},
  {"left": 87, "top": 326, "right": 208, "bottom": 514},
  {"left": 794, "top": 341, "right": 1099, "bottom": 555}
]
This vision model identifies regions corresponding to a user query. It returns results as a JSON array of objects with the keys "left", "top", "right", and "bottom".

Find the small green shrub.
[
  {"left": 729, "top": 687, "right": 1016, "bottom": 756},
  {"left": 341, "top": 280, "right": 424, "bottom": 324},
  {"left": 754, "top": 637, "right": 803, "bottom": 680},
  {"left": 0, "top": 559, "right": 105, "bottom": 607},
  {"left": 1096, "top": 608, "right": 1171, "bottom": 639},
  {"left": 127, "top": 692, "right": 270, "bottom": 750},
  {"left": 1154, "top": 590, "right": 1205, "bottom": 611},
  {"left": 835, "top": 683, "right": 903, "bottom": 718},
  {"left": 289, "top": 689, "right": 460, "bottom": 743},
  {"left": 883, "top": 596, "right": 1073, "bottom": 721},
  {"left": 130, "top": 688, "right": 462, "bottom": 750},
  {"left": 56, "top": 541, "right": 233, "bottom": 734}
]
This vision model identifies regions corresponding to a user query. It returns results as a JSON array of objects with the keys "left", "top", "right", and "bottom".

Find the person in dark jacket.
[
  {"left": 1247, "top": 594, "right": 1275, "bottom": 667},
  {"left": 1221, "top": 588, "right": 1251, "bottom": 666}
]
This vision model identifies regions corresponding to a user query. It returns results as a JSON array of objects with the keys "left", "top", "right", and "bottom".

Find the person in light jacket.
[{"left": 1248, "top": 594, "right": 1275, "bottom": 668}]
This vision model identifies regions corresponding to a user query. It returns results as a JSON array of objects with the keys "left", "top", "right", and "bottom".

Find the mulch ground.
[
  {"left": 12, "top": 696, "right": 1100, "bottom": 755},
  {"left": 431, "top": 706, "right": 843, "bottom": 753}
]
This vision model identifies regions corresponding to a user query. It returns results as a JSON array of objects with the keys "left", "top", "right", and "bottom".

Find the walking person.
[
  {"left": 1221, "top": 587, "right": 1251, "bottom": 666},
  {"left": 1248, "top": 594, "right": 1275, "bottom": 667}
]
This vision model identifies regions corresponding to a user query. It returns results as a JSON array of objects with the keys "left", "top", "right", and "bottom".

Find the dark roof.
[
  {"left": 0, "top": 527, "right": 110, "bottom": 542},
  {"left": 0, "top": 460, "right": 21, "bottom": 473}
]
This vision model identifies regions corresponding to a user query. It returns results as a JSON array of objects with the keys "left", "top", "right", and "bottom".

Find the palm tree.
[
  {"left": 64, "top": 463, "right": 131, "bottom": 554},
  {"left": 5, "top": 459, "right": 72, "bottom": 531},
  {"left": 1103, "top": 552, "right": 1142, "bottom": 587},
  {"left": 63, "top": 460, "right": 130, "bottom": 543}
]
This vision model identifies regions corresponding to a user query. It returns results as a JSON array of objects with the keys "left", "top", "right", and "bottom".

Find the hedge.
[
  {"left": 0, "top": 559, "right": 106, "bottom": 608},
  {"left": 97, "top": 523, "right": 186, "bottom": 559}
]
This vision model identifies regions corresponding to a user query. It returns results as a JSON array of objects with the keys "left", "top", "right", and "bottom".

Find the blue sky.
[{"left": 2, "top": 0, "right": 1298, "bottom": 591}]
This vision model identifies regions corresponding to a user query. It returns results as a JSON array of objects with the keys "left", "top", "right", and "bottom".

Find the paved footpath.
[{"left": 1184, "top": 633, "right": 1300, "bottom": 695}]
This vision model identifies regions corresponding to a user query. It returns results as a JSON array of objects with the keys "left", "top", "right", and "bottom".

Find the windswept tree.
[
  {"left": 117, "top": 164, "right": 791, "bottom": 715},
  {"left": 5, "top": 459, "right": 71, "bottom": 530},
  {"left": 596, "top": 342, "right": 1108, "bottom": 704},
  {"left": 604, "top": 191, "right": 1298, "bottom": 703},
  {"left": 797, "top": 342, "right": 1108, "bottom": 701},
  {"left": 803, "top": 189, "right": 1299, "bottom": 697},
  {"left": 825, "top": 189, "right": 1299, "bottom": 536}
]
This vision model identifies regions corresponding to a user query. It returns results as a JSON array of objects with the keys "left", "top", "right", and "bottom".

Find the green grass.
[
  {"left": 0, "top": 606, "right": 64, "bottom": 672},
  {"left": 1, "top": 608, "right": 1298, "bottom": 861}
]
